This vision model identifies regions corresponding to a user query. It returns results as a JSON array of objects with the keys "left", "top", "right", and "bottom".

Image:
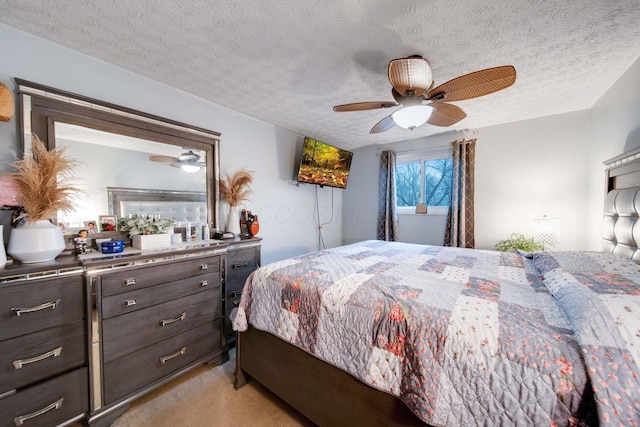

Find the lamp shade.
[
  {"left": 388, "top": 57, "right": 433, "bottom": 96},
  {"left": 533, "top": 216, "right": 559, "bottom": 250},
  {"left": 391, "top": 105, "right": 434, "bottom": 130}
]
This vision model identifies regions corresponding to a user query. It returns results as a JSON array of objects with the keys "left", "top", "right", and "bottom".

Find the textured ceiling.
[{"left": 1, "top": 0, "right": 640, "bottom": 150}]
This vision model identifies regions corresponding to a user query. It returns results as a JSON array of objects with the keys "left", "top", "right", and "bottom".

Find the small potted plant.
[
  {"left": 494, "top": 232, "right": 543, "bottom": 252},
  {"left": 119, "top": 214, "right": 176, "bottom": 250}
]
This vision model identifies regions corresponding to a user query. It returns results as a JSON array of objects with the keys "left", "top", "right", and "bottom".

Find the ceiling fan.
[
  {"left": 149, "top": 150, "right": 204, "bottom": 173},
  {"left": 333, "top": 55, "right": 516, "bottom": 134}
]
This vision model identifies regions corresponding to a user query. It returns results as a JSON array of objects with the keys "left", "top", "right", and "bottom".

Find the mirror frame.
[{"left": 15, "top": 79, "right": 221, "bottom": 231}]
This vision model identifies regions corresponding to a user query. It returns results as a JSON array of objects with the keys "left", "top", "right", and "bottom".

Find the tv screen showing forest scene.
[{"left": 297, "top": 137, "right": 354, "bottom": 189}]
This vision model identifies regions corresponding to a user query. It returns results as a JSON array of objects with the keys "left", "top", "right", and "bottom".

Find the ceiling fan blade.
[
  {"left": 333, "top": 101, "right": 398, "bottom": 112},
  {"left": 426, "top": 102, "right": 467, "bottom": 127},
  {"left": 149, "top": 155, "right": 176, "bottom": 163},
  {"left": 427, "top": 65, "right": 516, "bottom": 102},
  {"left": 370, "top": 115, "right": 396, "bottom": 134}
]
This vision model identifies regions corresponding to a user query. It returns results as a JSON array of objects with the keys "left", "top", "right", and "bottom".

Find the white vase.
[
  {"left": 7, "top": 220, "right": 66, "bottom": 263},
  {"left": 226, "top": 205, "right": 241, "bottom": 236},
  {"left": 0, "top": 225, "right": 7, "bottom": 268}
]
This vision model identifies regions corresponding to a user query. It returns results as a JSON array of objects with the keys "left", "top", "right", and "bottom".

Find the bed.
[{"left": 232, "top": 149, "right": 640, "bottom": 427}]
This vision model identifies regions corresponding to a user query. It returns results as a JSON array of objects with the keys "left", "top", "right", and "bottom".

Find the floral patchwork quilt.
[{"left": 233, "top": 241, "right": 640, "bottom": 426}]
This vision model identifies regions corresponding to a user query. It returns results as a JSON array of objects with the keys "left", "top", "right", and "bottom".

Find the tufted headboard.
[
  {"left": 108, "top": 187, "right": 207, "bottom": 224},
  {"left": 603, "top": 148, "right": 640, "bottom": 260},
  {"left": 603, "top": 187, "right": 640, "bottom": 260}
]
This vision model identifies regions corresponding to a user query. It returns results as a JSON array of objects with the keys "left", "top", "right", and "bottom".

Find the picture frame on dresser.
[
  {"left": 99, "top": 215, "right": 117, "bottom": 232},
  {"left": 85, "top": 220, "right": 99, "bottom": 234}
]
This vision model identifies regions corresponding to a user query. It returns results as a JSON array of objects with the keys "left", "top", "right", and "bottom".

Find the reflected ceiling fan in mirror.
[
  {"left": 149, "top": 150, "right": 205, "bottom": 173},
  {"left": 333, "top": 55, "right": 516, "bottom": 133}
]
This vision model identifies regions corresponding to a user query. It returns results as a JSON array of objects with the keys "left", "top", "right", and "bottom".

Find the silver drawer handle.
[
  {"left": 200, "top": 264, "right": 208, "bottom": 270},
  {"left": 11, "top": 299, "right": 61, "bottom": 317},
  {"left": 13, "top": 346, "right": 62, "bottom": 369},
  {"left": 160, "top": 312, "right": 186, "bottom": 327},
  {"left": 14, "top": 398, "right": 64, "bottom": 426},
  {"left": 159, "top": 346, "right": 186, "bottom": 364},
  {"left": 125, "top": 299, "right": 137, "bottom": 307},
  {"left": 200, "top": 280, "right": 208, "bottom": 287},
  {"left": 125, "top": 278, "right": 136, "bottom": 286},
  {"left": 233, "top": 262, "right": 248, "bottom": 269}
]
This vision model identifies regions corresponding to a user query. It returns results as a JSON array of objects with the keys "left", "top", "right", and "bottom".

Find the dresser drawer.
[
  {"left": 226, "top": 248, "right": 258, "bottom": 281},
  {"left": 101, "top": 273, "right": 221, "bottom": 319},
  {"left": 101, "top": 255, "right": 222, "bottom": 297},
  {"left": 0, "top": 276, "right": 84, "bottom": 341},
  {"left": 225, "top": 294, "right": 242, "bottom": 313},
  {"left": 102, "top": 289, "right": 221, "bottom": 362},
  {"left": 0, "top": 367, "right": 88, "bottom": 427},
  {"left": 103, "top": 321, "right": 220, "bottom": 404},
  {"left": 0, "top": 321, "right": 85, "bottom": 393},
  {"left": 225, "top": 275, "right": 248, "bottom": 297}
]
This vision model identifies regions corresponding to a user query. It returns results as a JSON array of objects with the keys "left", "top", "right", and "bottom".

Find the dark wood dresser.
[
  {"left": 0, "top": 237, "right": 262, "bottom": 426},
  {"left": 84, "top": 243, "right": 229, "bottom": 426},
  {"left": 0, "top": 259, "right": 89, "bottom": 427}
]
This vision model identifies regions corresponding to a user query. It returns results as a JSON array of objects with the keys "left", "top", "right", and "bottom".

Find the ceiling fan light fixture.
[
  {"left": 388, "top": 57, "right": 433, "bottom": 96},
  {"left": 180, "top": 162, "right": 201, "bottom": 173},
  {"left": 392, "top": 105, "right": 434, "bottom": 130}
]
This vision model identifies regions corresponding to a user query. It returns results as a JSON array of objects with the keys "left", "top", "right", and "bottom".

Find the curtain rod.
[
  {"left": 376, "top": 138, "right": 474, "bottom": 156},
  {"left": 375, "top": 128, "right": 478, "bottom": 156}
]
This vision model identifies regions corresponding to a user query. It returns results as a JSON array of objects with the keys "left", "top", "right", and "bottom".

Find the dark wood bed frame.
[
  {"left": 234, "top": 147, "right": 640, "bottom": 426},
  {"left": 235, "top": 326, "right": 423, "bottom": 426}
]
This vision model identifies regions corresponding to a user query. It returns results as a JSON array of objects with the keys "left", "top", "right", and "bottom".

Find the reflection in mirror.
[
  {"left": 55, "top": 123, "right": 207, "bottom": 227},
  {"left": 17, "top": 79, "right": 220, "bottom": 232}
]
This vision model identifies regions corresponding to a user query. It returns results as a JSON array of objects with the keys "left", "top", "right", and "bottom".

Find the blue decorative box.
[{"left": 101, "top": 240, "right": 125, "bottom": 254}]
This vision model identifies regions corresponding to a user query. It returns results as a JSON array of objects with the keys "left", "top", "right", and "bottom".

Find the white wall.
[
  {"left": 587, "top": 56, "right": 640, "bottom": 250},
  {"left": 474, "top": 111, "right": 592, "bottom": 250},
  {"left": 344, "top": 56, "right": 640, "bottom": 251},
  {"left": 477, "top": 57, "right": 640, "bottom": 251},
  {"left": 0, "top": 23, "right": 341, "bottom": 264},
  {"left": 343, "top": 134, "right": 456, "bottom": 246}
]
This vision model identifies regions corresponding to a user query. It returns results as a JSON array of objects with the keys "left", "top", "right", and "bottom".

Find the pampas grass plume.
[
  {"left": 11, "top": 134, "right": 82, "bottom": 222},
  {"left": 219, "top": 169, "right": 254, "bottom": 207}
]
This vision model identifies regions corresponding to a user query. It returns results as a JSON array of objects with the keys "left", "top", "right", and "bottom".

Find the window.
[
  {"left": 396, "top": 157, "right": 452, "bottom": 212},
  {"left": 395, "top": 162, "right": 421, "bottom": 206}
]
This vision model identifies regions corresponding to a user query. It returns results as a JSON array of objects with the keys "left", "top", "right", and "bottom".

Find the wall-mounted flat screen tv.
[{"left": 297, "top": 137, "right": 354, "bottom": 189}]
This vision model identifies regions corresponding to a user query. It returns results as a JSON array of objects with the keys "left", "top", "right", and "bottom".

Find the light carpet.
[{"left": 97, "top": 349, "right": 314, "bottom": 427}]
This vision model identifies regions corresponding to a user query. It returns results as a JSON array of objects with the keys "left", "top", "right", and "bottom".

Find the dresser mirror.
[{"left": 16, "top": 79, "right": 221, "bottom": 232}]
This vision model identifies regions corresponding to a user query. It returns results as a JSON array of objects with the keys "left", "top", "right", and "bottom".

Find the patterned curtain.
[
  {"left": 377, "top": 150, "right": 399, "bottom": 241},
  {"left": 444, "top": 139, "right": 476, "bottom": 248}
]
